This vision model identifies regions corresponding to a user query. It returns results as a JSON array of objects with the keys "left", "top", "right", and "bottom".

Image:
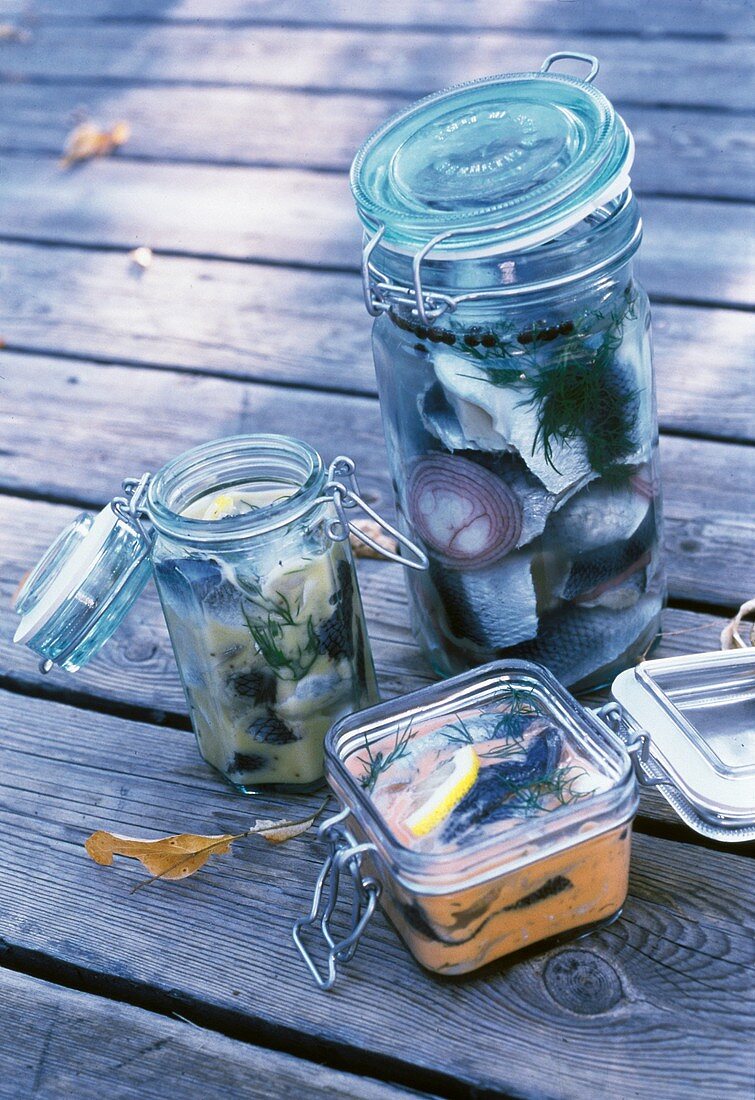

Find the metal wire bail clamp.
[
  {"left": 540, "top": 52, "right": 600, "bottom": 83},
  {"left": 596, "top": 702, "right": 674, "bottom": 789},
  {"left": 323, "top": 456, "right": 428, "bottom": 571},
  {"left": 293, "top": 808, "right": 381, "bottom": 991}
]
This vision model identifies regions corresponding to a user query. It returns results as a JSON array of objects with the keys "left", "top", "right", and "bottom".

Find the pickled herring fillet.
[
  {"left": 549, "top": 479, "right": 653, "bottom": 553},
  {"left": 562, "top": 507, "right": 656, "bottom": 601},
  {"left": 429, "top": 551, "right": 539, "bottom": 650},
  {"left": 432, "top": 348, "right": 595, "bottom": 496},
  {"left": 504, "top": 596, "right": 660, "bottom": 687},
  {"left": 442, "top": 726, "right": 563, "bottom": 842}
]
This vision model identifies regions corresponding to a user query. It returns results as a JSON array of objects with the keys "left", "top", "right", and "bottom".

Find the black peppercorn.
[
  {"left": 415, "top": 325, "right": 428, "bottom": 340},
  {"left": 480, "top": 332, "right": 498, "bottom": 348},
  {"left": 440, "top": 330, "right": 456, "bottom": 345},
  {"left": 559, "top": 321, "right": 575, "bottom": 336},
  {"left": 428, "top": 329, "right": 444, "bottom": 343}
]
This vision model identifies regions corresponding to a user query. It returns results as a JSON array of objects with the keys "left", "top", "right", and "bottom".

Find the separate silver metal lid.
[{"left": 612, "top": 648, "right": 755, "bottom": 841}]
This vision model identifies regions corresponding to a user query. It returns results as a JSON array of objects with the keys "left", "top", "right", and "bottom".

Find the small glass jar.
[
  {"left": 295, "top": 649, "right": 755, "bottom": 989},
  {"left": 147, "top": 436, "right": 378, "bottom": 791},
  {"left": 13, "top": 435, "right": 427, "bottom": 793},
  {"left": 351, "top": 54, "right": 666, "bottom": 688},
  {"left": 295, "top": 659, "right": 637, "bottom": 984}
]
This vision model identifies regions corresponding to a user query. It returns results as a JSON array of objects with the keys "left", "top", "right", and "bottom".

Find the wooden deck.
[{"left": 1, "top": 3, "right": 754, "bottom": 1098}]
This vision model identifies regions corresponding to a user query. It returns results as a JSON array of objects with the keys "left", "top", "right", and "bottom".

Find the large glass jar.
[{"left": 351, "top": 55, "right": 666, "bottom": 689}]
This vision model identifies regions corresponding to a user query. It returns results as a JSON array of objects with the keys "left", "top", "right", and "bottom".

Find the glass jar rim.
[{"left": 147, "top": 434, "right": 326, "bottom": 546}]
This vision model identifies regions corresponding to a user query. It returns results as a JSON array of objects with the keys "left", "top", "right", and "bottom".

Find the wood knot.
[{"left": 544, "top": 949, "right": 623, "bottom": 1015}]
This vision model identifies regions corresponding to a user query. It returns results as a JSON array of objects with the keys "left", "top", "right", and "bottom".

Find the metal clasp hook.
[
  {"left": 540, "top": 52, "right": 600, "bottom": 83},
  {"left": 596, "top": 702, "right": 674, "bottom": 789},
  {"left": 323, "top": 457, "right": 428, "bottom": 572},
  {"left": 112, "top": 472, "right": 153, "bottom": 546},
  {"left": 293, "top": 809, "right": 381, "bottom": 991}
]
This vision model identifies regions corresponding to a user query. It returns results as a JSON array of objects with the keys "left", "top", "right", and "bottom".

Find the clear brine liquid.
[{"left": 373, "top": 278, "right": 665, "bottom": 688}]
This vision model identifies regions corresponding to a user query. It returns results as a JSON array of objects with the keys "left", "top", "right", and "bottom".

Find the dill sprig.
[
  {"left": 495, "top": 764, "right": 592, "bottom": 816},
  {"left": 521, "top": 298, "right": 640, "bottom": 475},
  {"left": 239, "top": 577, "right": 320, "bottom": 682},
  {"left": 443, "top": 715, "right": 475, "bottom": 746},
  {"left": 453, "top": 287, "right": 640, "bottom": 474},
  {"left": 358, "top": 722, "right": 415, "bottom": 793}
]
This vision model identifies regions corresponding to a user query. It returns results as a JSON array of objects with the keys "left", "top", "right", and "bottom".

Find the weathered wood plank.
[
  {"left": 0, "top": 687, "right": 753, "bottom": 1100},
  {"left": 3, "top": 968, "right": 436, "bottom": 1100},
  {"left": 0, "top": 241, "right": 752, "bottom": 441},
  {"left": 0, "top": 25, "right": 752, "bottom": 110},
  {"left": 0, "top": 82, "right": 751, "bottom": 201},
  {"left": 0, "top": 156, "right": 752, "bottom": 309},
  {"left": 0, "top": 354, "right": 752, "bottom": 608},
  {"left": 12, "top": 0, "right": 755, "bottom": 37}
]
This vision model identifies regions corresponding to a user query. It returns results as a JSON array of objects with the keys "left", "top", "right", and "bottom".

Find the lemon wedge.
[
  {"left": 203, "top": 493, "right": 236, "bottom": 520},
  {"left": 406, "top": 744, "right": 479, "bottom": 838}
]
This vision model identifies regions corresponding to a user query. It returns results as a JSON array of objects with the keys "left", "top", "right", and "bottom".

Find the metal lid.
[
  {"left": 350, "top": 53, "right": 633, "bottom": 257},
  {"left": 612, "top": 648, "right": 755, "bottom": 841},
  {"left": 13, "top": 477, "right": 153, "bottom": 673}
]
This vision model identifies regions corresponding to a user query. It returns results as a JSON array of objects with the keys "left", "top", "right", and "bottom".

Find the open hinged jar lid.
[
  {"left": 12, "top": 476, "right": 154, "bottom": 673},
  {"left": 607, "top": 647, "right": 755, "bottom": 843}
]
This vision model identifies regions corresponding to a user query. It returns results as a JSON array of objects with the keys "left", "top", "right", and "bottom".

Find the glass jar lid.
[
  {"left": 13, "top": 511, "right": 94, "bottom": 618},
  {"left": 13, "top": 479, "right": 154, "bottom": 673},
  {"left": 351, "top": 53, "right": 633, "bottom": 257},
  {"left": 611, "top": 648, "right": 755, "bottom": 840}
]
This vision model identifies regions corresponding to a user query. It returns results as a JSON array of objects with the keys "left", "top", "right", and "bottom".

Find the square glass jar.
[{"left": 321, "top": 659, "right": 637, "bottom": 976}]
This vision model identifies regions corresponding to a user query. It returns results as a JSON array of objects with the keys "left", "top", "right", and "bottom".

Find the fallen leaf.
[
  {"left": 256, "top": 801, "right": 327, "bottom": 845},
  {"left": 109, "top": 120, "right": 131, "bottom": 146},
  {"left": 0, "top": 24, "right": 31, "bottom": 43},
  {"left": 85, "top": 830, "right": 238, "bottom": 881},
  {"left": 84, "top": 797, "right": 329, "bottom": 887},
  {"left": 129, "top": 246, "right": 153, "bottom": 270},
  {"left": 61, "top": 120, "right": 131, "bottom": 167},
  {"left": 349, "top": 519, "right": 398, "bottom": 560}
]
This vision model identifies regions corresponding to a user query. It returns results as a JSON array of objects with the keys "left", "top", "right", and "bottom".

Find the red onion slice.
[{"left": 407, "top": 455, "right": 522, "bottom": 569}]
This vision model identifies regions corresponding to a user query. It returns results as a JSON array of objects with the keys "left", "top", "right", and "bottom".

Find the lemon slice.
[
  {"left": 203, "top": 493, "right": 237, "bottom": 520},
  {"left": 406, "top": 744, "right": 479, "bottom": 838}
]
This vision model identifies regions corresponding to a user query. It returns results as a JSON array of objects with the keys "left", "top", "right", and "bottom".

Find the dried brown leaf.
[
  {"left": 61, "top": 120, "right": 131, "bottom": 168},
  {"left": 721, "top": 597, "right": 755, "bottom": 650},
  {"left": 84, "top": 798, "right": 328, "bottom": 887},
  {"left": 85, "top": 830, "right": 238, "bottom": 881},
  {"left": 256, "top": 802, "right": 325, "bottom": 845},
  {"left": 349, "top": 519, "right": 398, "bottom": 560}
]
